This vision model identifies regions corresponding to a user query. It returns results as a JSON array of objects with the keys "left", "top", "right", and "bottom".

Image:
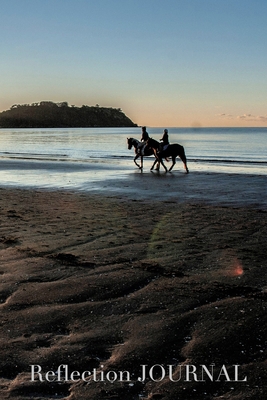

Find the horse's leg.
[
  {"left": 180, "top": 148, "right": 189, "bottom": 173},
  {"left": 134, "top": 154, "right": 142, "bottom": 169},
  {"left": 184, "top": 157, "right": 189, "bottom": 173},
  {"left": 184, "top": 162, "right": 189, "bottom": 173},
  {"left": 169, "top": 156, "right": 176, "bottom": 172},
  {"left": 150, "top": 149, "right": 160, "bottom": 171},
  {"left": 159, "top": 156, "right": 168, "bottom": 172},
  {"left": 150, "top": 158, "right": 158, "bottom": 170}
]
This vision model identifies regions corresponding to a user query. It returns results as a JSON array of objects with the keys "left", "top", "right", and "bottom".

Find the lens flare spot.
[{"left": 230, "top": 258, "right": 244, "bottom": 277}]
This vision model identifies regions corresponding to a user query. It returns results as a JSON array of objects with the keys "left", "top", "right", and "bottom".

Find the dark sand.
[{"left": 0, "top": 175, "right": 267, "bottom": 399}]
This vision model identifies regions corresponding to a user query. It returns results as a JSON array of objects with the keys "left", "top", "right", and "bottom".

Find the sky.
[{"left": 1, "top": 0, "right": 267, "bottom": 127}]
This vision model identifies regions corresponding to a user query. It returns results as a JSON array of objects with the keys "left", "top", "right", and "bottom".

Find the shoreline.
[
  {"left": 0, "top": 169, "right": 266, "bottom": 209},
  {"left": 0, "top": 187, "right": 267, "bottom": 399}
]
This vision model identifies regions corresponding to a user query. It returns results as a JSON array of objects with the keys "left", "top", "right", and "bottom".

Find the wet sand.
[
  {"left": 0, "top": 173, "right": 267, "bottom": 400},
  {"left": 92, "top": 170, "right": 267, "bottom": 209}
]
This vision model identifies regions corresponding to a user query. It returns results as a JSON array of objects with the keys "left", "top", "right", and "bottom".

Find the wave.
[
  {"left": 0, "top": 151, "right": 68, "bottom": 159},
  {"left": 190, "top": 158, "right": 267, "bottom": 165}
]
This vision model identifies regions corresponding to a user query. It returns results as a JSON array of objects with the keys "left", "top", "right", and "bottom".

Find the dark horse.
[
  {"left": 127, "top": 137, "right": 159, "bottom": 170},
  {"left": 147, "top": 137, "right": 189, "bottom": 173}
]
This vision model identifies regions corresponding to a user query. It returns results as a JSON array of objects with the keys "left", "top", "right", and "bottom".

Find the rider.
[
  {"left": 138, "top": 126, "right": 149, "bottom": 154},
  {"left": 141, "top": 126, "right": 149, "bottom": 142},
  {"left": 159, "top": 129, "right": 169, "bottom": 152}
]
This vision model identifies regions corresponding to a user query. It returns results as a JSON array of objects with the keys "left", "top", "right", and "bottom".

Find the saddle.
[{"left": 157, "top": 144, "right": 169, "bottom": 155}]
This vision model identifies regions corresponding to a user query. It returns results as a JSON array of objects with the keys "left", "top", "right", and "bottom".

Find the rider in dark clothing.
[
  {"left": 141, "top": 126, "right": 149, "bottom": 142},
  {"left": 138, "top": 126, "right": 149, "bottom": 154}
]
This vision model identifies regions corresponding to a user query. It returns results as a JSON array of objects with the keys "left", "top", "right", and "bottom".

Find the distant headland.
[{"left": 0, "top": 101, "right": 137, "bottom": 128}]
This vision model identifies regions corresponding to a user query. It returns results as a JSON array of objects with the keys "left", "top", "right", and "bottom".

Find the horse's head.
[
  {"left": 127, "top": 138, "right": 140, "bottom": 150},
  {"left": 127, "top": 138, "right": 133, "bottom": 149}
]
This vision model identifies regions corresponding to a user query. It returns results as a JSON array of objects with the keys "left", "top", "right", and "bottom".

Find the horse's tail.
[{"left": 180, "top": 145, "right": 187, "bottom": 163}]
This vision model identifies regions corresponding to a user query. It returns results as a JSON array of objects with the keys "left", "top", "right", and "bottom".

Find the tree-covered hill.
[{"left": 0, "top": 101, "right": 137, "bottom": 128}]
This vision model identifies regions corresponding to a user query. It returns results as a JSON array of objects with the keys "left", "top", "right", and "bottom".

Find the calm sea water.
[{"left": 0, "top": 127, "right": 266, "bottom": 190}]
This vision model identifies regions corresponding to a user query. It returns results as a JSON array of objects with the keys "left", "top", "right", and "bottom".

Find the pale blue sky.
[{"left": 1, "top": 0, "right": 266, "bottom": 126}]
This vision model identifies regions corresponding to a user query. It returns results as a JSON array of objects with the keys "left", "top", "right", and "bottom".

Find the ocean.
[{"left": 0, "top": 127, "right": 266, "bottom": 192}]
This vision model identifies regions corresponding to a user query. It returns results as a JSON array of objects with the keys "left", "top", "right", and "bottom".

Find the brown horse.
[
  {"left": 127, "top": 137, "right": 159, "bottom": 170},
  {"left": 147, "top": 137, "right": 189, "bottom": 173}
]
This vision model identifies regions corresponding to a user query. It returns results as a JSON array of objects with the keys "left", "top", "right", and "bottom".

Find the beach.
[{"left": 0, "top": 173, "right": 267, "bottom": 399}]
